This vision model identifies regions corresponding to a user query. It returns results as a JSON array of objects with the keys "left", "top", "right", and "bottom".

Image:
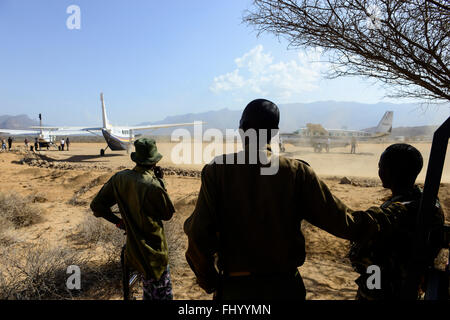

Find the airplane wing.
[
  {"left": 30, "top": 126, "right": 103, "bottom": 132},
  {"left": 1, "top": 127, "right": 98, "bottom": 136},
  {"left": 0, "top": 129, "right": 40, "bottom": 135},
  {"left": 280, "top": 133, "right": 300, "bottom": 137},
  {"left": 129, "top": 122, "right": 204, "bottom": 131},
  {"left": 51, "top": 130, "right": 94, "bottom": 136}
]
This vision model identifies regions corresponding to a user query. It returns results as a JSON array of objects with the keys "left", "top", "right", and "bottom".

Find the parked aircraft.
[
  {"left": 0, "top": 113, "right": 84, "bottom": 149},
  {"left": 281, "top": 111, "right": 393, "bottom": 152},
  {"left": 0, "top": 93, "right": 200, "bottom": 155},
  {"left": 52, "top": 93, "right": 200, "bottom": 155}
]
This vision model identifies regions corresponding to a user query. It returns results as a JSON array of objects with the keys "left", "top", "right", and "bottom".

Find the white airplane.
[
  {"left": 281, "top": 111, "right": 393, "bottom": 152},
  {"left": 0, "top": 113, "right": 86, "bottom": 149},
  {"left": 0, "top": 93, "right": 200, "bottom": 155}
]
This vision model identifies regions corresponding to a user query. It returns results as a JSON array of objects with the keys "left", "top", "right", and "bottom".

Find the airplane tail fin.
[
  {"left": 375, "top": 111, "right": 393, "bottom": 134},
  {"left": 100, "top": 93, "right": 110, "bottom": 129}
]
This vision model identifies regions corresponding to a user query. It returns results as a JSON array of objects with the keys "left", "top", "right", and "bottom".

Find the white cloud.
[{"left": 210, "top": 45, "right": 324, "bottom": 102}]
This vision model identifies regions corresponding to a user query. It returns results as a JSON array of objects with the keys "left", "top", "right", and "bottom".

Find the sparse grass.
[
  {"left": 0, "top": 243, "right": 84, "bottom": 299},
  {"left": 68, "top": 176, "right": 110, "bottom": 206},
  {"left": 0, "top": 228, "right": 17, "bottom": 246},
  {"left": 0, "top": 193, "right": 42, "bottom": 228},
  {"left": 68, "top": 212, "right": 125, "bottom": 263},
  {"left": 0, "top": 242, "right": 125, "bottom": 300},
  {"left": 0, "top": 192, "right": 42, "bottom": 246},
  {"left": 70, "top": 213, "right": 124, "bottom": 247}
]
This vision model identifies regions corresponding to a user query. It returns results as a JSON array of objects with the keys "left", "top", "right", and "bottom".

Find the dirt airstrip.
[{"left": 0, "top": 141, "right": 448, "bottom": 300}]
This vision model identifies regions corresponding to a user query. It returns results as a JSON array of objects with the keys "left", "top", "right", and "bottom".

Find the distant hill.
[
  {"left": 137, "top": 101, "right": 449, "bottom": 135},
  {"left": 391, "top": 125, "right": 438, "bottom": 137},
  {"left": 1, "top": 101, "right": 447, "bottom": 137},
  {"left": 0, "top": 115, "right": 39, "bottom": 129}
]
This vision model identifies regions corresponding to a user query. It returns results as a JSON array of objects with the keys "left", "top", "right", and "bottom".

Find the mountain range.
[
  {"left": 0, "top": 115, "right": 39, "bottom": 130},
  {"left": 136, "top": 101, "right": 449, "bottom": 134},
  {"left": 1, "top": 101, "right": 448, "bottom": 136}
]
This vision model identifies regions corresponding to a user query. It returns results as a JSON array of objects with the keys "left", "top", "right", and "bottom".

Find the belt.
[
  {"left": 228, "top": 271, "right": 251, "bottom": 277},
  {"left": 226, "top": 269, "right": 299, "bottom": 278}
]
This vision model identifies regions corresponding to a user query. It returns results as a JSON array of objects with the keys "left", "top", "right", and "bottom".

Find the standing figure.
[
  {"left": 351, "top": 137, "right": 357, "bottom": 154},
  {"left": 66, "top": 137, "right": 70, "bottom": 151},
  {"left": 349, "top": 144, "right": 444, "bottom": 300},
  {"left": 7, "top": 137, "right": 13, "bottom": 151},
  {"left": 90, "top": 138, "right": 175, "bottom": 300},
  {"left": 60, "top": 138, "right": 65, "bottom": 151},
  {"left": 184, "top": 99, "right": 410, "bottom": 300}
]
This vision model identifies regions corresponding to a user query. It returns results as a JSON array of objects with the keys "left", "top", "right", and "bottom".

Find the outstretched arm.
[{"left": 299, "top": 165, "right": 407, "bottom": 242}]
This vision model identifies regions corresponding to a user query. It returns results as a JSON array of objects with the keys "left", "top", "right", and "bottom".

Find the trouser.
[
  {"left": 142, "top": 266, "right": 173, "bottom": 300},
  {"left": 215, "top": 269, "right": 306, "bottom": 300}
]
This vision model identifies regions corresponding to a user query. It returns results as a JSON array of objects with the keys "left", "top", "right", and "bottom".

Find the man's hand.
[{"left": 154, "top": 166, "right": 164, "bottom": 179}]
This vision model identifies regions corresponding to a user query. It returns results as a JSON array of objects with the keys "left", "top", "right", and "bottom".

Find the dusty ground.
[{"left": 0, "top": 141, "right": 448, "bottom": 300}]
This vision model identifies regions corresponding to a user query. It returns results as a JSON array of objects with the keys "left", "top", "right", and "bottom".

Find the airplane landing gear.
[{"left": 100, "top": 145, "right": 109, "bottom": 156}]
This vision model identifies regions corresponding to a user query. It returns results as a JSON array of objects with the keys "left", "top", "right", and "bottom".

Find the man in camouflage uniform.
[
  {"left": 91, "top": 138, "right": 175, "bottom": 300},
  {"left": 184, "top": 99, "right": 411, "bottom": 300},
  {"left": 348, "top": 144, "right": 444, "bottom": 300}
]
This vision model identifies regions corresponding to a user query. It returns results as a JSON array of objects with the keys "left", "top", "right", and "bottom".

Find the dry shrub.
[
  {"left": 0, "top": 242, "right": 126, "bottom": 300},
  {"left": 71, "top": 213, "right": 124, "bottom": 247},
  {"left": 0, "top": 228, "right": 17, "bottom": 246},
  {"left": 0, "top": 243, "right": 85, "bottom": 299},
  {"left": 0, "top": 193, "right": 42, "bottom": 228},
  {"left": 68, "top": 213, "right": 125, "bottom": 263}
]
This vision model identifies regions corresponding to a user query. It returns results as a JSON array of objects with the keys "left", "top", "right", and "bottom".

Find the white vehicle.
[{"left": 281, "top": 111, "right": 393, "bottom": 152}]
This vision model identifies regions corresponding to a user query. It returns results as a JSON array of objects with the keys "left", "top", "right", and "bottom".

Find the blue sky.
[{"left": 0, "top": 0, "right": 437, "bottom": 126}]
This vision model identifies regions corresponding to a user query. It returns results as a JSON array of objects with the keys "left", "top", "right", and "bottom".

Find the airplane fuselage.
[
  {"left": 282, "top": 130, "right": 390, "bottom": 149},
  {"left": 101, "top": 128, "right": 133, "bottom": 151}
]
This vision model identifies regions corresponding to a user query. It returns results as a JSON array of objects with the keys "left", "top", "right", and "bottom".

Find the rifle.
[
  {"left": 121, "top": 244, "right": 140, "bottom": 300},
  {"left": 114, "top": 214, "right": 139, "bottom": 300},
  {"left": 403, "top": 116, "right": 450, "bottom": 300}
]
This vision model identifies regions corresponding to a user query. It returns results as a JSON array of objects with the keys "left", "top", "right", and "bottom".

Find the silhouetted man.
[
  {"left": 7, "top": 137, "right": 12, "bottom": 151},
  {"left": 349, "top": 144, "right": 444, "bottom": 300},
  {"left": 184, "top": 99, "right": 411, "bottom": 300}
]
